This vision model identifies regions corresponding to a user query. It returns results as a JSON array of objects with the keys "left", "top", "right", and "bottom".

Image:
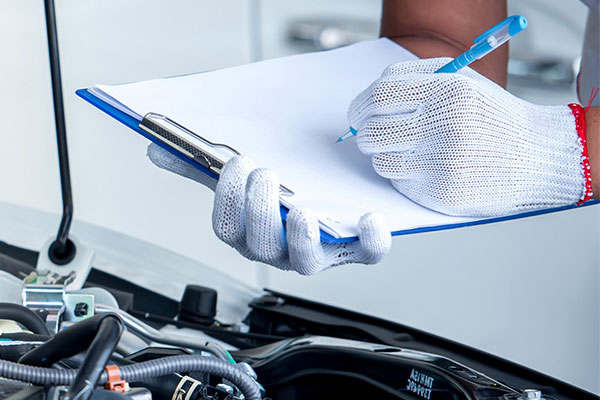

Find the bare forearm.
[
  {"left": 380, "top": 0, "right": 508, "bottom": 87},
  {"left": 586, "top": 107, "right": 599, "bottom": 199}
]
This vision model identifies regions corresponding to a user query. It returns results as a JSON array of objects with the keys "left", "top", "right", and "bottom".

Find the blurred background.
[{"left": 0, "top": 0, "right": 598, "bottom": 394}]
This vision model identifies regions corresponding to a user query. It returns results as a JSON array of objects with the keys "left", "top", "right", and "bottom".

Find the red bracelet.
[{"left": 568, "top": 103, "right": 593, "bottom": 204}]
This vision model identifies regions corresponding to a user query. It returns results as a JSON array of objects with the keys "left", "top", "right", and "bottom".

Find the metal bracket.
[
  {"left": 22, "top": 270, "right": 94, "bottom": 333},
  {"left": 35, "top": 235, "right": 94, "bottom": 291}
]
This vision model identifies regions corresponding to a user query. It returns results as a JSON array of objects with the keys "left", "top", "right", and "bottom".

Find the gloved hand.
[
  {"left": 147, "top": 144, "right": 391, "bottom": 275},
  {"left": 348, "top": 57, "right": 588, "bottom": 217}
]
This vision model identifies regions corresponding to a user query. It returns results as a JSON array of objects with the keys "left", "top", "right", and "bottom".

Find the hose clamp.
[
  {"left": 104, "top": 364, "right": 129, "bottom": 393},
  {"left": 172, "top": 375, "right": 203, "bottom": 400}
]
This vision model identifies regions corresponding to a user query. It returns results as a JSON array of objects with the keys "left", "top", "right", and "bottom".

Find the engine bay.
[{"left": 0, "top": 243, "right": 597, "bottom": 400}]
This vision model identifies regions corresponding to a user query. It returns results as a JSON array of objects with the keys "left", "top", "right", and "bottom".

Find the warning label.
[{"left": 406, "top": 369, "right": 435, "bottom": 399}]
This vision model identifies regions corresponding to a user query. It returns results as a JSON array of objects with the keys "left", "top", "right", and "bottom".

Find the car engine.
[{"left": 0, "top": 246, "right": 596, "bottom": 400}]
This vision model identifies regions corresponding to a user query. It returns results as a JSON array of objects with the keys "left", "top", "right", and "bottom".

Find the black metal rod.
[{"left": 44, "top": 0, "right": 74, "bottom": 260}]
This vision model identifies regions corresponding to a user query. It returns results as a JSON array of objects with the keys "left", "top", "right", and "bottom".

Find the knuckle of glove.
[
  {"left": 351, "top": 72, "right": 478, "bottom": 134},
  {"left": 370, "top": 152, "right": 413, "bottom": 180},
  {"left": 382, "top": 57, "right": 455, "bottom": 77},
  {"left": 348, "top": 76, "right": 418, "bottom": 129},
  {"left": 348, "top": 81, "right": 382, "bottom": 129},
  {"left": 368, "top": 77, "right": 412, "bottom": 113},
  {"left": 349, "top": 63, "right": 469, "bottom": 131},
  {"left": 245, "top": 219, "right": 287, "bottom": 266},
  {"left": 248, "top": 240, "right": 287, "bottom": 266},
  {"left": 356, "top": 114, "right": 425, "bottom": 155},
  {"left": 423, "top": 72, "right": 479, "bottom": 104},
  {"left": 247, "top": 239, "right": 287, "bottom": 266}
]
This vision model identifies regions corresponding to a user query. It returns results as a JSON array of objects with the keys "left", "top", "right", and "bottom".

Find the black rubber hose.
[
  {"left": 64, "top": 316, "right": 123, "bottom": 400},
  {"left": 18, "top": 313, "right": 122, "bottom": 367},
  {"left": 0, "top": 332, "right": 49, "bottom": 342},
  {"left": 62, "top": 352, "right": 207, "bottom": 400},
  {"left": 0, "top": 303, "right": 50, "bottom": 336},
  {"left": 0, "top": 355, "right": 260, "bottom": 400},
  {"left": 0, "top": 343, "right": 43, "bottom": 363},
  {"left": 0, "top": 253, "right": 35, "bottom": 279},
  {"left": 0, "top": 333, "right": 48, "bottom": 362}
]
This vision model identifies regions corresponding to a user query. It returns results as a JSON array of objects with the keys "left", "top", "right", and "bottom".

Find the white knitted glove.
[
  {"left": 348, "top": 57, "right": 587, "bottom": 217},
  {"left": 147, "top": 144, "right": 218, "bottom": 190},
  {"left": 147, "top": 144, "right": 391, "bottom": 275}
]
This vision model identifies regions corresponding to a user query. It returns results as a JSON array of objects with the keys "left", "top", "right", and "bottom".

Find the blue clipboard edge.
[
  {"left": 77, "top": 88, "right": 336, "bottom": 244},
  {"left": 76, "top": 88, "right": 599, "bottom": 245}
]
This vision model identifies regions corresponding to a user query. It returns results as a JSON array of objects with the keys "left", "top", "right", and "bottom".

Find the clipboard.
[
  {"left": 76, "top": 86, "right": 599, "bottom": 245},
  {"left": 75, "top": 88, "right": 343, "bottom": 240}
]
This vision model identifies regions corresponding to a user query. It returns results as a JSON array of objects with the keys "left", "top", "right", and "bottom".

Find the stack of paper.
[{"left": 81, "top": 38, "right": 587, "bottom": 243}]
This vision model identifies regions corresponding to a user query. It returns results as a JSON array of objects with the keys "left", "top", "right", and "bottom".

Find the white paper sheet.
[{"left": 91, "top": 38, "right": 477, "bottom": 239}]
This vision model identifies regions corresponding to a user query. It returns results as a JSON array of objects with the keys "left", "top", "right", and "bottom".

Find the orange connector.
[{"left": 104, "top": 364, "right": 130, "bottom": 393}]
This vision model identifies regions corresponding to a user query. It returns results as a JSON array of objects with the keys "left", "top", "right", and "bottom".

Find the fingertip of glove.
[
  {"left": 245, "top": 168, "right": 281, "bottom": 211},
  {"left": 247, "top": 168, "right": 280, "bottom": 188},
  {"left": 358, "top": 211, "right": 388, "bottom": 232},
  {"left": 357, "top": 211, "right": 391, "bottom": 263},
  {"left": 224, "top": 155, "right": 255, "bottom": 173},
  {"left": 146, "top": 143, "right": 171, "bottom": 167},
  {"left": 146, "top": 142, "right": 159, "bottom": 157}
]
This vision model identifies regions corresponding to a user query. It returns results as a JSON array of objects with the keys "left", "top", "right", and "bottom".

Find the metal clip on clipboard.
[{"left": 139, "top": 112, "right": 294, "bottom": 196}]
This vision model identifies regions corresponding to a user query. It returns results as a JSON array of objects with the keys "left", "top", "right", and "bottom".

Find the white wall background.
[{"left": 0, "top": 0, "right": 598, "bottom": 394}]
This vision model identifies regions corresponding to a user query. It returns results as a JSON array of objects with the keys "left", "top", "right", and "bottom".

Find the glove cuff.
[
  {"left": 568, "top": 103, "right": 594, "bottom": 203},
  {"left": 512, "top": 102, "right": 588, "bottom": 211}
]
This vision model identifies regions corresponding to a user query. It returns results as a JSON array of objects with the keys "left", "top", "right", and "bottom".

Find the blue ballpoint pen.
[{"left": 336, "top": 15, "right": 528, "bottom": 143}]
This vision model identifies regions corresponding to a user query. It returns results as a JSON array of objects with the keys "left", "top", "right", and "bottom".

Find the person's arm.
[
  {"left": 379, "top": 1, "right": 598, "bottom": 203},
  {"left": 586, "top": 107, "right": 599, "bottom": 199},
  {"left": 380, "top": 0, "right": 508, "bottom": 87}
]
